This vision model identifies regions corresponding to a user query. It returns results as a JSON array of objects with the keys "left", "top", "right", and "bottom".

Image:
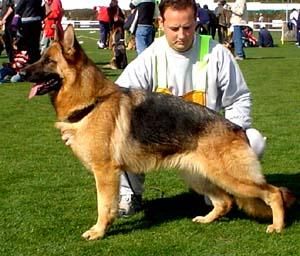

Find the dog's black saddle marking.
[{"left": 130, "top": 92, "right": 223, "bottom": 155}]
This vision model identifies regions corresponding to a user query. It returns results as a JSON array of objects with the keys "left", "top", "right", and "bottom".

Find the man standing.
[
  {"left": 215, "top": 0, "right": 230, "bottom": 44},
  {"left": 94, "top": 3, "right": 110, "bottom": 49},
  {"left": 129, "top": 0, "right": 157, "bottom": 54},
  {"left": 9, "top": 0, "right": 44, "bottom": 82},
  {"left": 15, "top": 0, "right": 45, "bottom": 64},
  {"left": 40, "top": 0, "right": 64, "bottom": 53},
  {"left": 230, "top": 0, "right": 248, "bottom": 60},
  {"left": 0, "top": 0, "right": 15, "bottom": 62}
]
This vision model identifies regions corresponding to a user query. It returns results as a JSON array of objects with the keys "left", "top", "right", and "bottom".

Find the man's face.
[{"left": 159, "top": 7, "right": 196, "bottom": 52}]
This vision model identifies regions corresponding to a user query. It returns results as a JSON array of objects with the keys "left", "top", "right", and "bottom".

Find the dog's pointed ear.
[
  {"left": 62, "top": 24, "right": 79, "bottom": 56},
  {"left": 54, "top": 25, "right": 63, "bottom": 42}
]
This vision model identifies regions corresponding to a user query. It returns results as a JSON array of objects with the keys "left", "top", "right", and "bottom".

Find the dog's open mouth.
[{"left": 28, "top": 76, "right": 62, "bottom": 99}]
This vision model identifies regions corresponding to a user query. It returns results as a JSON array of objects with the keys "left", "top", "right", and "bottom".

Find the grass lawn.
[{"left": 0, "top": 30, "right": 299, "bottom": 256}]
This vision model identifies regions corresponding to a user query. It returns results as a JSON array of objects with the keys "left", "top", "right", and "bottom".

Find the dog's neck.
[
  {"left": 64, "top": 89, "right": 115, "bottom": 122},
  {"left": 53, "top": 77, "right": 119, "bottom": 122}
]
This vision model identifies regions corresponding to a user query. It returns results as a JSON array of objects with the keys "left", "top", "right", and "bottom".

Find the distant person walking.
[{"left": 94, "top": 3, "right": 110, "bottom": 49}]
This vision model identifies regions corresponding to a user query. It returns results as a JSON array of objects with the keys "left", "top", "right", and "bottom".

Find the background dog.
[
  {"left": 22, "top": 25, "right": 295, "bottom": 241},
  {"left": 110, "top": 27, "right": 128, "bottom": 70}
]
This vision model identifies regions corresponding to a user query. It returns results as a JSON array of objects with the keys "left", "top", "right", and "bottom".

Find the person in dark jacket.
[
  {"left": 15, "top": 0, "right": 45, "bottom": 64},
  {"left": 109, "top": 0, "right": 125, "bottom": 31},
  {"left": 0, "top": 0, "right": 16, "bottom": 62},
  {"left": 129, "top": 0, "right": 157, "bottom": 55},
  {"left": 297, "top": 11, "right": 300, "bottom": 47},
  {"left": 258, "top": 25, "right": 274, "bottom": 47},
  {"left": 196, "top": 3, "right": 210, "bottom": 34}
]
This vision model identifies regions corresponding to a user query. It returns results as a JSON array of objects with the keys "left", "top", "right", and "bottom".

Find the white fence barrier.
[
  {"left": 62, "top": 20, "right": 99, "bottom": 30},
  {"left": 63, "top": 20, "right": 284, "bottom": 31},
  {"left": 63, "top": 20, "right": 296, "bottom": 44}
]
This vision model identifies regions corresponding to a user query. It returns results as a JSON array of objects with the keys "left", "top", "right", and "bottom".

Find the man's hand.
[{"left": 13, "top": 51, "right": 29, "bottom": 71}]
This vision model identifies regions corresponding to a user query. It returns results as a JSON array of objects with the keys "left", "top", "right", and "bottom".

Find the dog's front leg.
[{"left": 82, "top": 164, "right": 120, "bottom": 240}]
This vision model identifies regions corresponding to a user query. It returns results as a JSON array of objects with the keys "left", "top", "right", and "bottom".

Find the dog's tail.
[{"left": 235, "top": 187, "right": 296, "bottom": 219}]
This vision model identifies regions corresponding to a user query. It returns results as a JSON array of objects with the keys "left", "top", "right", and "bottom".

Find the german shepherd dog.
[
  {"left": 109, "top": 26, "right": 128, "bottom": 70},
  {"left": 22, "top": 25, "right": 295, "bottom": 240}
]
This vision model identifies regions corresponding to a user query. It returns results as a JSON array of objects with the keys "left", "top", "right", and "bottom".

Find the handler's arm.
[
  {"left": 214, "top": 45, "right": 252, "bottom": 129},
  {"left": 115, "top": 48, "right": 154, "bottom": 90}
]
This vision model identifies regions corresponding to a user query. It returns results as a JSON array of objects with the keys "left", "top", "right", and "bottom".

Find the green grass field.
[{"left": 0, "top": 30, "right": 300, "bottom": 255}]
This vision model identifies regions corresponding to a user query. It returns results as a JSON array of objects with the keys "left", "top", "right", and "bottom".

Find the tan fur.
[
  {"left": 126, "top": 34, "right": 136, "bottom": 50},
  {"left": 25, "top": 25, "right": 295, "bottom": 241}
]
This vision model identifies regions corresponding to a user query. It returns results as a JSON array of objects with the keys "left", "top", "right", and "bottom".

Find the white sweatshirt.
[
  {"left": 116, "top": 35, "right": 252, "bottom": 129},
  {"left": 230, "top": 0, "right": 248, "bottom": 25}
]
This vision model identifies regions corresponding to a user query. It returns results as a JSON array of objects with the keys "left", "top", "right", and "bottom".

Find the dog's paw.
[
  {"left": 55, "top": 122, "right": 75, "bottom": 146},
  {"left": 192, "top": 216, "right": 211, "bottom": 223},
  {"left": 266, "top": 224, "right": 283, "bottom": 233},
  {"left": 82, "top": 225, "right": 105, "bottom": 241},
  {"left": 61, "top": 132, "right": 74, "bottom": 146}
]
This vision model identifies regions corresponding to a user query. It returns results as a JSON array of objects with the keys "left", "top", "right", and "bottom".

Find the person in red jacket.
[
  {"left": 40, "top": 0, "right": 63, "bottom": 53},
  {"left": 94, "top": 5, "right": 110, "bottom": 49}
]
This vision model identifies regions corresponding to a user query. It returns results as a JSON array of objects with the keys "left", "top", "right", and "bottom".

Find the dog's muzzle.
[{"left": 20, "top": 70, "right": 62, "bottom": 99}]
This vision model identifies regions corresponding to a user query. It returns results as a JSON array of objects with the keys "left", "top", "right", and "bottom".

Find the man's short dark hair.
[{"left": 159, "top": 0, "right": 197, "bottom": 20}]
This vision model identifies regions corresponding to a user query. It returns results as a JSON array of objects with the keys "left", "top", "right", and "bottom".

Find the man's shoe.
[
  {"left": 118, "top": 194, "right": 143, "bottom": 217},
  {"left": 10, "top": 73, "right": 23, "bottom": 83},
  {"left": 235, "top": 56, "right": 245, "bottom": 61},
  {"left": 97, "top": 41, "right": 105, "bottom": 49},
  {"left": 204, "top": 195, "right": 213, "bottom": 206}
]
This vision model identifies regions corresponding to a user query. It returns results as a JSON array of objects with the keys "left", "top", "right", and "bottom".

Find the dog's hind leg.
[
  {"left": 185, "top": 144, "right": 285, "bottom": 232},
  {"left": 260, "top": 185, "right": 285, "bottom": 233},
  {"left": 82, "top": 162, "right": 120, "bottom": 240},
  {"left": 210, "top": 174, "right": 285, "bottom": 233},
  {"left": 181, "top": 172, "right": 233, "bottom": 223},
  {"left": 237, "top": 184, "right": 285, "bottom": 233},
  {"left": 192, "top": 189, "right": 233, "bottom": 224}
]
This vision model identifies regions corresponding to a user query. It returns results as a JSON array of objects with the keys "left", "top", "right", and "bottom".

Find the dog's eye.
[{"left": 44, "top": 57, "right": 56, "bottom": 65}]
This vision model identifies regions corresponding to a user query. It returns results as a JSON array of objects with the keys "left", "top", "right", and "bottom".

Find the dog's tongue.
[{"left": 28, "top": 84, "right": 42, "bottom": 99}]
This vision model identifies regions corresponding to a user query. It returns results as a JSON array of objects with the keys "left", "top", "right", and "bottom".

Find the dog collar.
[{"left": 67, "top": 103, "right": 97, "bottom": 123}]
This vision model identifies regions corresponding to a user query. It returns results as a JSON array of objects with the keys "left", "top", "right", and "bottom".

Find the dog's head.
[
  {"left": 22, "top": 24, "right": 86, "bottom": 99},
  {"left": 111, "top": 27, "right": 127, "bottom": 69}
]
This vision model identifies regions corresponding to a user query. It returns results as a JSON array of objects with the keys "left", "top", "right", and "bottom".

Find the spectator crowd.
[
  {"left": 0, "top": 0, "right": 63, "bottom": 83},
  {"left": 0, "top": 0, "right": 298, "bottom": 84}
]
